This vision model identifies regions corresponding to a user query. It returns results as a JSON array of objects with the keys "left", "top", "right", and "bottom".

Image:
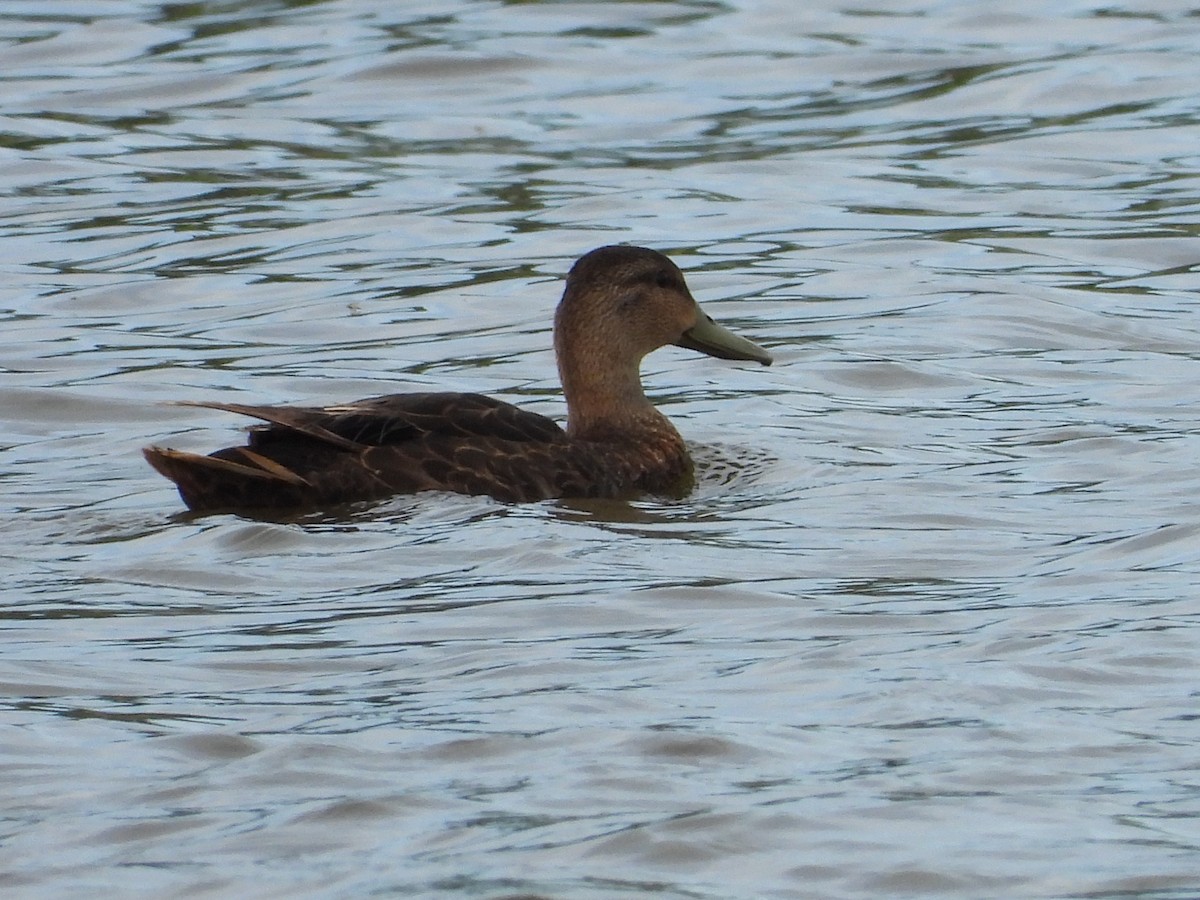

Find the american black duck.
[{"left": 144, "top": 245, "right": 772, "bottom": 511}]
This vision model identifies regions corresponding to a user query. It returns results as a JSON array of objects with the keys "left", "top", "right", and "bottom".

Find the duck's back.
[{"left": 144, "top": 392, "right": 691, "bottom": 511}]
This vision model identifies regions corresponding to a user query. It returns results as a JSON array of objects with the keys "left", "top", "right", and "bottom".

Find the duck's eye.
[{"left": 654, "top": 272, "right": 678, "bottom": 290}]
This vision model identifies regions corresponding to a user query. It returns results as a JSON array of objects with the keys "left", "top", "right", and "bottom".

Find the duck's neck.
[{"left": 557, "top": 351, "right": 674, "bottom": 442}]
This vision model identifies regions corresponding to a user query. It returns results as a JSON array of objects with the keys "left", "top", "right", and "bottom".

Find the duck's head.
[
  {"left": 554, "top": 245, "right": 771, "bottom": 435},
  {"left": 555, "top": 245, "right": 772, "bottom": 369}
]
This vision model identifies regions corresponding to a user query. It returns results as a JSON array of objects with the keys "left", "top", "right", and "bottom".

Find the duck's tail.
[{"left": 143, "top": 446, "right": 310, "bottom": 511}]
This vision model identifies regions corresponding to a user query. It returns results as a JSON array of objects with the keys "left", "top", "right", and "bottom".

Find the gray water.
[{"left": 4, "top": 2, "right": 1200, "bottom": 898}]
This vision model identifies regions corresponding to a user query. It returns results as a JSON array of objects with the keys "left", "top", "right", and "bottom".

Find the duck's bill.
[{"left": 676, "top": 307, "right": 773, "bottom": 366}]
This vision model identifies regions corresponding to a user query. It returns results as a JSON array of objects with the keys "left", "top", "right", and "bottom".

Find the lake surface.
[{"left": 4, "top": 1, "right": 1200, "bottom": 897}]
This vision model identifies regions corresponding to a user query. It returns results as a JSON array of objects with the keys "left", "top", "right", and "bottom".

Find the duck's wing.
[
  {"left": 189, "top": 391, "right": 565, "bottom": 449},
  {"left": 145, "top": 392, "right": 574, "bottom": 511}
]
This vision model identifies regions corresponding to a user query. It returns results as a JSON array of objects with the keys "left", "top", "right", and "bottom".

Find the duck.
[{"left": 144, "top": 245, "right": 772, "bottom": 511}]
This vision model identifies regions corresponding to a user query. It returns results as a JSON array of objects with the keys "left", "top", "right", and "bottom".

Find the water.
[{"left": 4, "top": 1, "right": 1200, "bottom": 897}]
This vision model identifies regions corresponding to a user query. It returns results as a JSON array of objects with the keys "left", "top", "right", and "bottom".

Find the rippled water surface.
[{"left": 4, "top": 1, "right": 1200, "bottom": 897}]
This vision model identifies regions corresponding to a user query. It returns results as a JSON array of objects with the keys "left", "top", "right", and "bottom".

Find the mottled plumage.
[{"left": 144, "top": 245, "right": 772, "bottom": 512}]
